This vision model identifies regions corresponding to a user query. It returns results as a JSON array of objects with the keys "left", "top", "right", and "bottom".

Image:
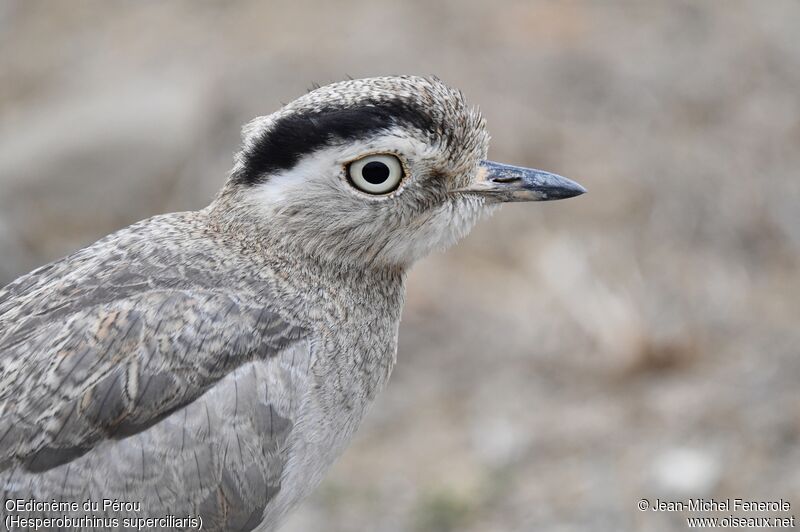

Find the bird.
[{"left": 0, "top": 76, "right": 584, "bottom": 531}]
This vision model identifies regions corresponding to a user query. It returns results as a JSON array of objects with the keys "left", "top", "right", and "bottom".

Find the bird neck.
[{"left": 204, "top": 192, "right": 408, "bottom": 284}]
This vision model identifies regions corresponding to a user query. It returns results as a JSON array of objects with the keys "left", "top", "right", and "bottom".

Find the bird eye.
[{"left": 347, "top": 154, "right": 404, "bottom": 194}]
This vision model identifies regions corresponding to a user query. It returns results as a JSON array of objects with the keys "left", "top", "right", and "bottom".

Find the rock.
[{"left": 650, "top": 447, "right": 721, "bottom": 496}]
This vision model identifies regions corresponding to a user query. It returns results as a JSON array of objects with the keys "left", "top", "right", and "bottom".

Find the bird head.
[{"left": 213, "top": 76, "right": 584, "bottom": 269}]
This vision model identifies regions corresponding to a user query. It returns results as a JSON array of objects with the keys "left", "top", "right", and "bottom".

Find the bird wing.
[{"left": 0, "top": 216, "right": 307, "bottom": 475}]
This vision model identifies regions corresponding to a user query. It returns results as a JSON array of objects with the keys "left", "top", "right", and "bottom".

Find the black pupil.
[{"left": 362, "top": 161, "right": 391, "bottom": 184}]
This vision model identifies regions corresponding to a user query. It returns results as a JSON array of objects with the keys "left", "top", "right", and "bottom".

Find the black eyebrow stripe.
[{"left": 234, "top": 99, "right": 437, "bottom": 186}]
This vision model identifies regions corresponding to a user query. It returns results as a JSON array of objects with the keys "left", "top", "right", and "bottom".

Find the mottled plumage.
[{"left": 0, "top": 76, "right": 584, "bottom": 531}]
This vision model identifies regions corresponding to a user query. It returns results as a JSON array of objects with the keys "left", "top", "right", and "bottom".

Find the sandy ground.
[{"left": 1, "top": 1, "right": 799, "bottom": 530}]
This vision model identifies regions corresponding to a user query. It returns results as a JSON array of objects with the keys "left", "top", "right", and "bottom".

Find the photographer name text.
[{"left": 648, "top": 498, "right": 790, "bottom": 513}]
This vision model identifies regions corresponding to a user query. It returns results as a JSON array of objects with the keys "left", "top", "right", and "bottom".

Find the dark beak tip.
[
  {"left": 547, "top": 178, "right": 587, "bottom": 200},
  {"left": 569, "top": 183, "right": 588, "bottom": 197}
]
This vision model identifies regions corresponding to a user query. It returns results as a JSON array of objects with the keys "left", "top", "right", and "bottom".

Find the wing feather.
[{"left": 0, "top": 216, "right": 307, "bottom": 475}]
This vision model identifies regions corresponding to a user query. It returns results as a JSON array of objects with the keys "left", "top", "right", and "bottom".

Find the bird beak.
[{"left": 456, "top": 160, "right": 586, "bottom": 203}]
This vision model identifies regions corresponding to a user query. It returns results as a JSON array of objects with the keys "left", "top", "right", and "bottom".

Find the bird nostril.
[{"left": 490, "top": 176, "right": 521, "bottom": 184}]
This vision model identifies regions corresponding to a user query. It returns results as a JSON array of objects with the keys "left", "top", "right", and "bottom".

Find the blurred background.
[{"left": 1, "top": 1, "right": 799, "bottom": 530}]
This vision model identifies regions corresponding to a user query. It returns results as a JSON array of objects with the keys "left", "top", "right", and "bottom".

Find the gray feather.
[{"left": 0, "top": 212, "right": 308, "bottom": 530}]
